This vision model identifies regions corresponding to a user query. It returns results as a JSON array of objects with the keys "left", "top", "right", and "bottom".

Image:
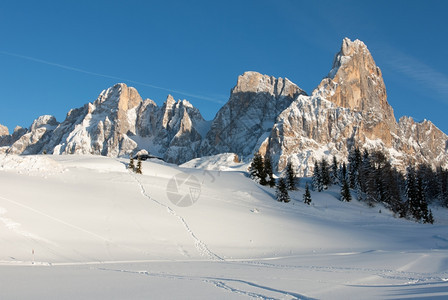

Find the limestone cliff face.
[
  {"left": 1, "top": 116, "right": 58, "bottom": 154},
  {"left": 314, "top": 38, "right": 397, "bottom": 146},
  {"left": 47, "top": 83, "right": 141, "bottom": 156},
  {"left": 200, "top": 71, "right": 306, "bottom": 159},
  {"left": 398, "top": 117, "right": 448, "bottom": 167},
  {"left": 0, "top": 124, "right": 10, "bottom": 147},
  {"left": 49, "top": 85, "right": 206, "bottom": 161},
  {"left": 264, "top": 38, "right": 448, "bottom": 175},
  {"left": 2, "top": 84, "right": 206, "bottom": 162},
  {"left": 0, "top": 124, "right": 8, "bottom": 136},
  {"left": 265, "top": 96, "right": 361, "bottom": 175},
  {"left": 136, "top": 95, "right": 206, "bottom": 163}
]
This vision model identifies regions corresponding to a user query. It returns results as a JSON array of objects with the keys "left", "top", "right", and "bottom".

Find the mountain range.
[{"left": 1, "top": 38, "right": 447, "bottom": 175}]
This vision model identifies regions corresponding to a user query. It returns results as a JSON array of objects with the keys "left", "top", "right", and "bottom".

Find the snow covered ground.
[{"left": 0, "top": 154, "right": 447, "bottom": 299}]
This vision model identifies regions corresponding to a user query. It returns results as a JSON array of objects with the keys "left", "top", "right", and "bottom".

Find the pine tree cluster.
[
  {"left": 312, "top": 157, "right": 335, "bottom": 192},
  {"left": 249, "top": 154, "right": 299, "bottom": 203},
  {"left": 248, "top": 149, "right": 445, "bottom": 222},
  {"left": 129, "top": 156, "right": 143, "bottom": 174},
  {"left": 405, "top": 166, "right": 433, "bottom": 223},
  {"left": 309, "top": 148, "right": 446, "bottom": 224}
]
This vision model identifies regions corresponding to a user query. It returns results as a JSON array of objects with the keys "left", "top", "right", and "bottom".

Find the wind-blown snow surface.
[{"left": 0, "top": 155, "right": 447, "bottom": 299}]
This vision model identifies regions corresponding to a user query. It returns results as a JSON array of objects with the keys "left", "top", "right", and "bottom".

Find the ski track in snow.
[
  {"left": 205, "top": 279, "right": 278, "bottom": 299},
  {"left": 204, "top": 278, "right": 315, "bottom": 300},
  {"left": 236, "top": 258, "right": 448, "bottom": 288},
  {"left": 128, "top": 171, "right": 224, "bottom": 261},
  {"left": 97, "top": 266, "right": 312, "bottom": 300}
]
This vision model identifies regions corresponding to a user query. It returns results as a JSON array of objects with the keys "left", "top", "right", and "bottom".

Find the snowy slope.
[
  {"left": 0, "top": 155, "right": 447, "bottom": 299},
  {"left": 180, "top": 152, "right": 248, "bottom": 172}
]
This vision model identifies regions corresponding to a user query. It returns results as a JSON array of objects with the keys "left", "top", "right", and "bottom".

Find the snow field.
[{"left": 0, "top": 154, "right": 447, "bottom": 299}]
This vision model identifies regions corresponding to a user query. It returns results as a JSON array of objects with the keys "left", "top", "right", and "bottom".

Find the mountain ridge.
[{"left": 1, "top": 38, "right": 447, "bottom": 172}]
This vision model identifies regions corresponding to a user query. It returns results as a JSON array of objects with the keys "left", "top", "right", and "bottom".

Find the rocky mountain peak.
[
  {"left": 233, "top": 71, "right": 304, "bottom": 99},
  {"left": 0, "top": 124, "right": 9, "bottom": 147},
  {"left": 313, "top": 37, "right": 397, "bottom": 146},
  {"left": 262, "top": 38, "right": 447, "bottom": 174},
  {"left": 327, "top": 38, "right": 373, "bottom": 78},
  {"left": 162, "top": 95, "right": 177, "bottom": 129},
  {"left": 200, "top": 72, "right": 306, "bottom": 158},
  {"left": 0, "top": 124, "right": 8, "bottom": 136},
  {"left": 30, "top": 115, "right": 59, "bottom": 132},
  {"left": 316, "top": 38, "right": 388, "bottom": 113},
  {"left": 117, "top": 83, "right": 142, "bottom": 112},
  {"left": 165, "top": 94, "right": 176, "bottom": 107},
  {"left": 340, "top": 38, "right": 368, "bottom": 58},
  {"left": 94, "top": 83, "right": 142, "bottom": 112}
]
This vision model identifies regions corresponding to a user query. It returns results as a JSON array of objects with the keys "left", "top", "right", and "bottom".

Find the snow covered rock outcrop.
[
  {"left": 262, "top": 38, "right": 448, "bottom": 174},
  {"left": 1, "top": 84, "right": 207, "bottom": 163},
  {"left": 200, "top": 71, "right": 306, "bottom": 159},
  {"left": 0, "top": 124, "right": 8, "bottom": 136},
  {"left": 44, "top": 83, "right": 142, "bottom": 156},
  {"left": 397, "top": 117, "right": 448, "bottom": 167},
  {"left": 135, "top": 94, "right": 207, "bottom": 163},
  {"left": 0, "top": 124, "right": 10, "bottom": 147},
  {"left": 3, "top": 115, "right": 59, "bottom": 155}
]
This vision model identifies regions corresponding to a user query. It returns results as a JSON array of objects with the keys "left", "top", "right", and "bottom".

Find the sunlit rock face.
[
  {"left": 262, "top": 38, "right": 447, "bottom": 175},
  {"left": 1, "top": 39, "right": 447, "bottom": 171},
  {"left": 200, "top": 71, "right": 306, "bottom": 159}
]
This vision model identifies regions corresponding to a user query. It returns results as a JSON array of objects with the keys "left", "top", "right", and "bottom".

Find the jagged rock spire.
[{"left": 315, "top": 38, "right": 394, "bottom": 121}]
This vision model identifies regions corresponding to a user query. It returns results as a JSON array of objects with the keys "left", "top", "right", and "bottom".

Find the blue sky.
[{"left": 1, "top": 0, "right": 448, "bottom": 134}]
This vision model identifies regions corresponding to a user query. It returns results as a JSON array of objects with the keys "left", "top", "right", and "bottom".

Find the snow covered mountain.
[
  {"left": 0, "top": 38, "right": 447, "bottom": 171},
  {"left": 0, "top": 84, "right": 208, "bottom": 163},
  {"left": 261, "top": 38, "right": 448, "bottom": 174},
  {"left": 134, "top": 93, "right": 207, "bottom": 163},
  {"left": 199, "top": 71, "right": 306, "bottom": 160}
]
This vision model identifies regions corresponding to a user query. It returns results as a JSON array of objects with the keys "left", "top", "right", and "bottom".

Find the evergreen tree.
[
  {"left": 303, "top": 183, "right": 312, "bottom": 205},
  {"left": 417, "top": 176, "right": 429, "bottom": 222},
  {"left": 382, "top": 164, "right": 402, "bottom": 215},
  {"left": 264, "top": 154, "right": 275, "bottom": 187},
  {"left": 249, "top": 152, "right": 261, "bottom": 179},
  {"left": 129, "top": 157, "right": 135, "bottom": 171},
  {"left": 249, "top": 153, "right": 267, "bottom": 185},
  {"left": 406, "top": 166, "right": 418, "bottom": 219},
  {"left": 370, "top": 151, "right": 389, "bottom": 204},
  {"left": 417, "top": 164, "right": 438, "bottom": 201},
  {"left": 339, "top": 162, "right": 348, "bottom": 183},
  {"left": 285, "top": 162, "right": 297, "bottom": 190},
  {"left": 427, "top": 209, "right": 434, "bottom": 224},
  {"left": 276, "top": 178, "right": 290, "bottom": 203},
  {"left": 340, "top": 178, "right": 351, "bottom": 202},
  {"left": 320, "top": 158, "right": 330, "bottom": 189},
  {"left": 312, "top": 161, "right": 322, "bottom": 192},
  {"left": 330, "top": 155, "right": 339, "bottom": 185},
  {"left": 359, "top": 150, "right": 376, "bottom": 205},
  {"left": 438, "top": 167, "right": 448, "bottom": 207},
  {"left": 348, "top": 147, "right": 362, "bottom": 189},
  {"left": 135, "top": 157, "right": 143, "bottom": 174}
]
